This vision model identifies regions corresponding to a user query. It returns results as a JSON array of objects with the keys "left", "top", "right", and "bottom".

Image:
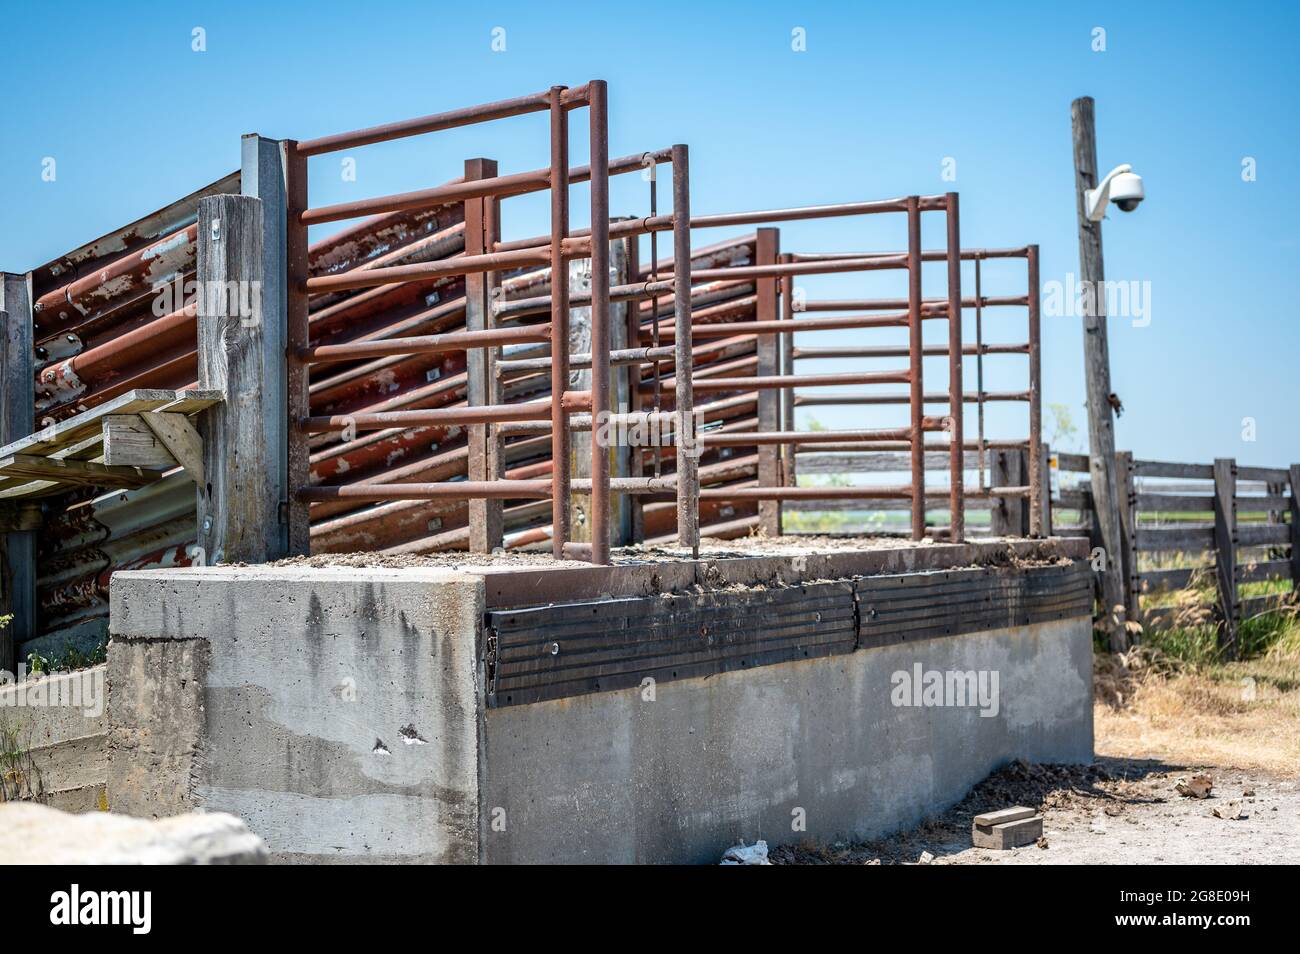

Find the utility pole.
[{"left": 1071, "top": 95, "right": 1130, "bottom": 652}]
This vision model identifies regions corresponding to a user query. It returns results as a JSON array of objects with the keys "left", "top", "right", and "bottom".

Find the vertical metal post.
[
  {"left": 282, "top": 141, "right": 312, "bottom": 556},
  {"left": 779, "top": 253, "right": 797, "bottom": 490},
  {"left": 548, "top": 87, "right": 571, "bottom": 559},
  {"left": 588, "top": 80, "right": 612, "bottom": 566},
  {"left": 1027, "top": 245, "right": 1044, "bottom": 537},
  {"left": 0, "top": 272, "right": 34, "bottom": 672},
  {"left": 974, "top": 257, "right": 985, "bottom": 492},
  {"left": 464, "top": 157, "right": 503, "bottom": 552},
  {"left": 624, "top": 234, "right": 645, "bottom": 543},
  {"left": 671, "top": 144, "right": 698, "bottom": 555},
  {"left": 906, "top": 198, "right": 925, "bottom": 540},
  {"left": 945, "top": 192, "right": 964, "bottom": 543},
  {"left": 1213, "top": 458, "right": 1239, "bottom": 659},
  {"left": 755, "top": 228, "right": 781, "bottom": 535}
]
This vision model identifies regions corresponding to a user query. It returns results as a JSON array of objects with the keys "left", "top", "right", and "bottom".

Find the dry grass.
[{"left": 1094, "top": 618, "right": 1300, "bottom": 776}]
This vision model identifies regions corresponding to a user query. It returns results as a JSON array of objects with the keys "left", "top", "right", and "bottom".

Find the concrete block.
[
  {"left": 108, "top": 566, "right": 486, "bottom": 864},
  {"left": 973, "top": 812, "right": 1043, "bottom": 849}
]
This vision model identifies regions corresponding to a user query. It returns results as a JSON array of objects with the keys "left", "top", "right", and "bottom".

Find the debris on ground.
[
  {"left": 1036, "top": 836, "right": 1050, "bottom": 849},
  {"left": 1212, "top": 802, "right": 1245, "bottom": 820},
  {"left": 720, "top": 840, "right": 771, "bottom": 865},
  {"left": 917, "top": 851, "right": 935, "bottom": 865},
  {"left": 1176, "top": 774, "right": 1214, "bottom": 799}
]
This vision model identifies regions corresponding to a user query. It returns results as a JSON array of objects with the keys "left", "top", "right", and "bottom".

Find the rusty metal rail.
[{"left": 783, "top": 245, "right": 1043, "bottom": 536}]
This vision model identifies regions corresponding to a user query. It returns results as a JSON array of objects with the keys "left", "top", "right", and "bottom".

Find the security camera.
[{"left": 1085, "top": 164, "right": 1144, "bottom": 221}]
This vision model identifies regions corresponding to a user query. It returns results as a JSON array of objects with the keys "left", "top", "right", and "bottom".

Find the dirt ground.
[{"left": 774, "top": 645, "right": 1300, "bottom": 865}]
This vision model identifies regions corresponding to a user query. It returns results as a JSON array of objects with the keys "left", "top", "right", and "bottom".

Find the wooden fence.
[{"left": 1049, "top": 450, "right": 1298, "bottom": 654}]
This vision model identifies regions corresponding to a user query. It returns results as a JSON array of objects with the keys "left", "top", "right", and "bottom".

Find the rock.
[
  {"left": 720, "top": 840, "right": 771, "bottom": 865},
  {"left": 0, "top": 803, "right": 267, "bottom": 864},
  {"left": 1212, "top": 802, "right": 1245, "bottom": 821},
  {"left": 1175, "top": 774, "right": 1213, "bottom": 799},
  {"left": 918, "top": 850, "right": 935, "bottom": 865}
]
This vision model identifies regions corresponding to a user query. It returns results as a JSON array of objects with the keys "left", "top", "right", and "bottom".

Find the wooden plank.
[
  {"left": 1235, "top": 494, "right": 1288, "bottom": 513},
  {"left": 1236, "top": 559, "right": 1291, "bottom": 585},
  {"left": 1236, "top": 524, "right": 1290, "bottom": 547},
  {"left": 0, "top": 503, "right": 41, "bottom": 533},
  {"left": 1135, "top": 526, "right": 1215, "bottom": 552},
  {"left": 141, "top": 412, "right": 204, "bottom": 484},
  {"left": 1054, "top": 451, "right": 1090, "bottom": 473},
  {"left": 196, "top": 193, "right": 280, "bottom": 564},
  {"left": 1133, "top": 459, "right": 1214, "bottom": 480},
  {"left": 0, "top": 453, "right": 152, "bottom": 489},
  {"left": 1237, "top": 465, "right": 1289, "bottom": 483},
  {"left": 1241, "top": 592, "right": 1293, "bottom": 620},
  {"left": 1213, "top": 458, "right": 1239, "bottom": 658},
  {"left": 1138, "top": 566, "right": 1201, "bottom": 593},
  {"left": 1136, "top": 493, "right": 1213, "bottom": 512},
  {"left": 102, "top": 414, "right": 179, "bottom": 469}
]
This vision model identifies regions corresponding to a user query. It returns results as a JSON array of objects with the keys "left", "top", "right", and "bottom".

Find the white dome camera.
[{"left": 1085, "top": 164, "right": 1145, "bottom": 221}]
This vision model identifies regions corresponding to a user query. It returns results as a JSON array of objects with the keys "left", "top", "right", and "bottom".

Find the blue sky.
[{"left": 1, "top": 0, "right": 1296, "bottom": 466}]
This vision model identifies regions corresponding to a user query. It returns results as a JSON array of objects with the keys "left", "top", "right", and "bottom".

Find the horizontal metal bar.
[
  {"left": 689, "top": 256, "right": 907, "bottom": 282},
  {"left": 300, "top": 325, "right": 550, "bottom": 364},
  {"left": 705, "top": 428, "right": 915, "bottom": 446},
  {"left": 789, "top": 247, "right": 1031, "bottom": 263},
  {"left": 697, "top": 486, "right": 947, "bottom": 501},
  {"left": 689, "top": 370, "right": 911, "bottom": 392},
  {"left": 294, "top": 89, "right": 554, "bottom": 157},
  {"left": 498, "top": 344, "right": 676, "bottom": 376},
  {"left": 298, "top": 480, "right": 552, "bottom": 501},
  {"left": 303, "top": 247, "right": 550, "bottom": 294},
  {"left": 793, "top": 343, "right": 1029, "bottom": 359},
  {"left": 798, "top": 294, "right": 1028, "bottom": 312},
  {"left": 300, "top": 398, "right": 553, "bottom": 433},
  {"left": 302, "top": 168, "right": 552, "bottom": 226},
  {"left": 654, "top": 312, "right": 911, "bottom": 339},
  {"left": 494, "top": 279, "right": 674, "bottom": 321},
  {"left": 794, "top": 391, "right": 1031, "bottom": 406}
]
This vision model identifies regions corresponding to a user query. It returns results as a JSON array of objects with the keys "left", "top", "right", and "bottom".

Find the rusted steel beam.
[
  {"left": 691, "top": 370, "right": 911, "bottom": 392},
  {"left": 796, "top": 294, "right": 1027, "bottom": 312},
  {"left": 794, "top": 391, "right": 1031, "bottom": 406},
  {"left": 548, "top": 86, "right": 571, "bottom": 559},
  {"left": 659, "top": 312, "right": 910, "bottom": 339},
  {"left": 492, "top": 278, "right": 674, "bottom": 322},
  {"left": 945, "top": 192, "right": 965, "bottom": 543},
  {"left": 299, "top": 480, "right": 553, "bottom": 500},
  {"left": 295, "top": 90, "right": 554, "bottom": 157},
  {"left": 301, "top": 169, "right": 552, "bottom": 226},
  {"left": 671, "top": 143, "right": 698, "bottom": 555},
  {"left": 301, "top": 399, "right": 553, "bottom": 433},
  {"left": 588, "top": 79, "right": 612, "bottom": 565},
  {"left": 793, "top": 343, "right": 1029, "bottom": 359},
  {"left": 1027, "top": 244, "right": 1044, "bottom": 537},
  {"left": 302, "top": 247, "right": 549, "bottom": 295},
  {"left": 907, "top": 196, "right": 925, "bottom": 540},
  {"left": 705, "top": 428, "right": 915, "bottom": 446},
  {"left": 299, "top": 324, "right": 548, "bottom": 364},
  {"left": 688, "top": 256, "right": 906, "bottom": 282}
]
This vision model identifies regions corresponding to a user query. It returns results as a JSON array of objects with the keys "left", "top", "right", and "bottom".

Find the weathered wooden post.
[
  {"left": 1212, "top": 457, "right": 1239, "bottom": 658},
  {"left": 195, "top": 193, "right": 286, "bottom": 564},
  {"left": 0, "top": 273, "right": 35, "bottom": 673},
  {"left": 1289, "top": 465, "right": 1300, "bottom": 591},
  {"left": 1071, "top": 96, "right": 1130, "bottom": 651},
  {"left": 990, "top": 449, "right": 1028, "bottom": 537},
  {"left": 464, "top": 158, "right": 504, "bottom": 553},
  {"left": 755, "top": 228, "right": 781, "bottom": 536},
  {"left": 1115, "top": 450, "right": 1139, "bottom": 626}
]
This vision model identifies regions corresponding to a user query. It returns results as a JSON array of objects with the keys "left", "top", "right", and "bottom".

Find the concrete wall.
[
  {"left": 481, "top": 617, "right": 1092, "bottom": 863},
  {"left": 105, "top": 559, "right": 1094, "bottom": 864},
  {"left": 108, "top": 567, "right": 484, "bottom": 863},
  {"left": 0, "top": 666, "right": 108, "bottom": 812}
]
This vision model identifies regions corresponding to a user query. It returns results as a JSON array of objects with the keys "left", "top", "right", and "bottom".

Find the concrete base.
[
  {"left": 105, "top": 541, "right": 1094, "bottom": 864},
  {"left": 0, "top": 666, "right": 107, "bottom": 812}
]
